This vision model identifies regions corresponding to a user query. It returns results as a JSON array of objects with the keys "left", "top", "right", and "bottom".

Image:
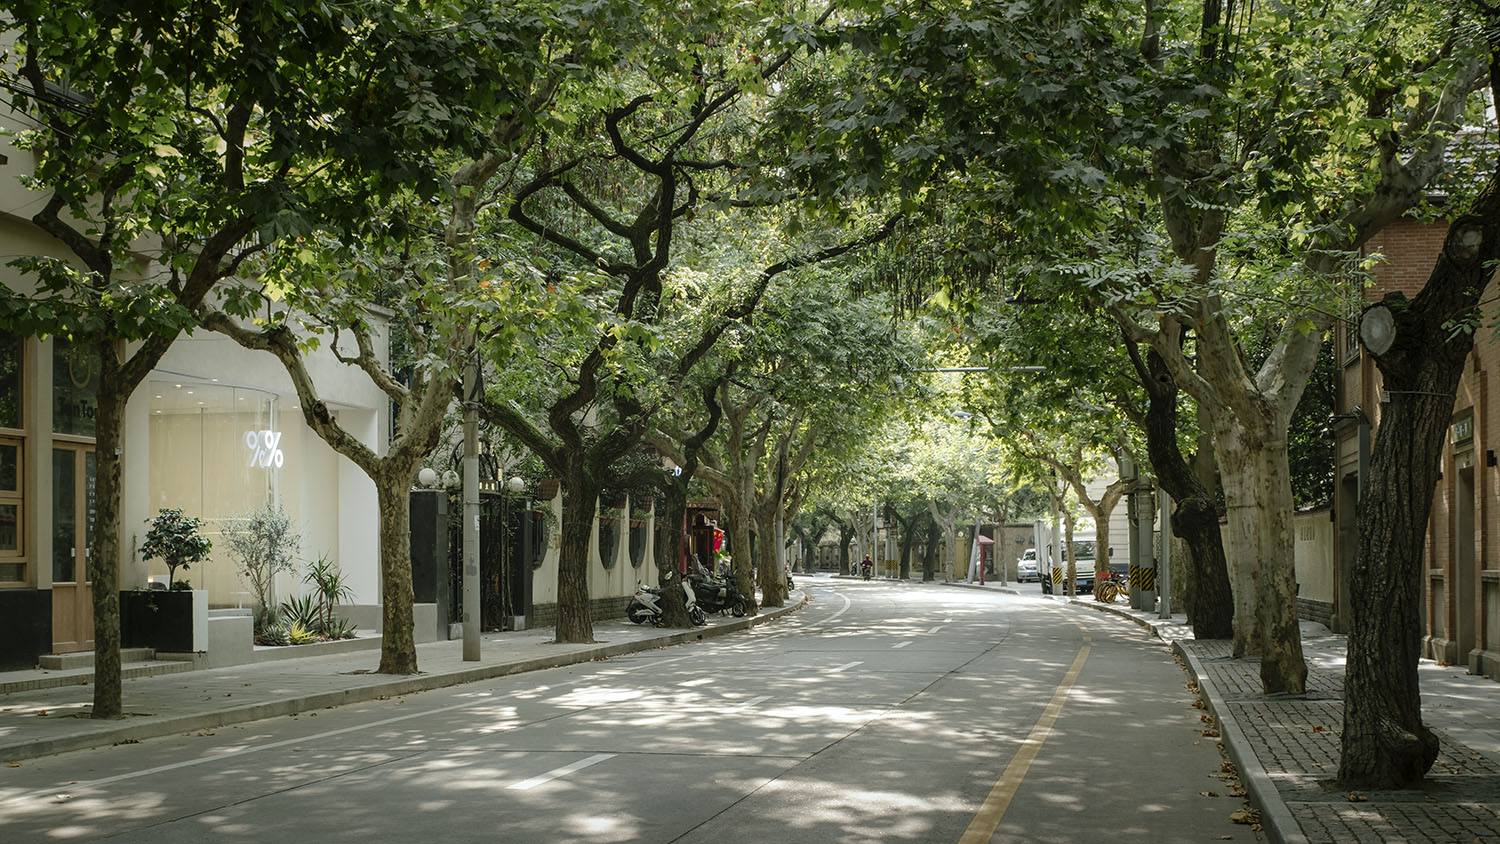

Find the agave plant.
[{"left": 279, "top": 593, "right": 321, "bottom": 632}]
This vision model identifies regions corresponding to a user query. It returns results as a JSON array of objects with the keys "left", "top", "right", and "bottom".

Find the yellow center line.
[{"left": 958, "top": 636, "right": 1092, "bottom": 844}]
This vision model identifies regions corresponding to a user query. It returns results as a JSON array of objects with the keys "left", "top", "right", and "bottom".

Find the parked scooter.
[
  {"left": 785, "top": 564, "right": 795, "bottom": 591},
  {"left": 688, "top": 569, "right": 747, "bottom": 617},
  {"left": 627, "top": 576, "right": 707, "bottom": 626}
]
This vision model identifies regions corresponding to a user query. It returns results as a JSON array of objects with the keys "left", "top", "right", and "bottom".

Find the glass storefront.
[
  {"left": 0, "top": 331, "right": 21, "bottom": 429},
  {"left": 148, "top": 380, "right": 295, "bottom": 595},
  {"left": 1, "top": 332, "right": 24, "bottom": 583},
  {"left": 53, "top": 340, "right": 98, "bottom": 438}
]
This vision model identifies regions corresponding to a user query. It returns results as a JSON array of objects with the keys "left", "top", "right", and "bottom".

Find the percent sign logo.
[{"left": 246, "top": 430, "right": 285, "bottom": 469}]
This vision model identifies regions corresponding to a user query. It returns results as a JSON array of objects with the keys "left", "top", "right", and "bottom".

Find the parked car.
[{"left": 1016, "top": 548, "right": 1039, "bottom": 582}]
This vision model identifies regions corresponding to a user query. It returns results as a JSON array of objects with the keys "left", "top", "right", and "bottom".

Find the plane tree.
[
  {"left": 1339, "top": 15, "right": 1500, "bottom": 788},
  {"left": 0, "top": 0, "right": 508, "bottom": 711},
  {"left": 768, "top": 0, "right": 1491, "bottom": 696},
  {"left": 194, "top": 0, "right": 574, "bottom": 674},
  {"left": 473, "top": 6, "right": 899, "bottom": 638}
]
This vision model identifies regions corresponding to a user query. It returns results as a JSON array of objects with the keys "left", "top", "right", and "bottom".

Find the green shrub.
[
  {"left": 304, "top": 554, "right": 355, "bottom": 633},
  {"left": 325, "top": 617, "right": 358, "bottom": 640},
  {"left": 141, "top": 508, "right": 212, "bottom": 588},
  {"left": 280, "top": 594, "right": 321, "bottom": 632},
  {"left": 221, "top": 505, "right": 300, "bottom": 632},
  {"left": 288, "top": 622, "right": 319, "bottom": 645},
  {"left": 257, "top": 622, "right": 291, "bottom": 647}
]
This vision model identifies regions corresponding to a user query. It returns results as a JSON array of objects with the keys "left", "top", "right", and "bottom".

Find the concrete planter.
[{"left": 121, "top": 589, "right": 208, "bottom": 653}]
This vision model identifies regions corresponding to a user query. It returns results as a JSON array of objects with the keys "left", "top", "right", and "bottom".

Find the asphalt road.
[{"left": 0, "top": 576, "right": 1257, "bottom": 843}]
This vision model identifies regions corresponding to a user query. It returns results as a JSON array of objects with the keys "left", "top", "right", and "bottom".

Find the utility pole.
[
  {"left": 1158, "top": 487, "right": 1172, "bottom": 619},
  {"left": 462, "top": 359, "right": 481, "bottom": 662}
]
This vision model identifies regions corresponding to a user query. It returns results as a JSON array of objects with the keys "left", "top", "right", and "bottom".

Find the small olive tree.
[
  {"left": 141, "top": 508, "right": 212, "bottom": 589},
  {"left": 220, "top": 505, "right": 300, "bottom": 628}
]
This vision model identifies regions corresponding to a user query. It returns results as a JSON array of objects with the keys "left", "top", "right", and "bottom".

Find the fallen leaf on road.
[
  {"left": 1347, "top": 793, "right": 1368, "bottom": 802},
  {"left": 6, "top": 761, "right": 20, "bottom": 767},
  {"left": 1229, "top": 809, "right": 1260, "bottom": 825},
  {"left": 1201, "top": 729, "right": 1221, "bottom": 737},
  {"left": 36, "top": 710, "right": 47, "bottom": 717},
  {"left": 1200, "top": 791, "right": 1220, "bottom": 797}
]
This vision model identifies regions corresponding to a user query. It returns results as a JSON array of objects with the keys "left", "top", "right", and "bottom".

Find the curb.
[
  {"left": 0, "top": 595, "right": 807, "bottom": 763},
  {"left": 1066, "top": 597, "right": 1304, "bottom": 844}
]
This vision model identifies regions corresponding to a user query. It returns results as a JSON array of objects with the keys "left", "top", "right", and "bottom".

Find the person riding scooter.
[{"left": 860, "top": 555, "right": 873, "bottom": 580}]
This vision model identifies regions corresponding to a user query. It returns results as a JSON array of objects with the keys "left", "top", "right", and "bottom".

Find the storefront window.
[
  {"left": 53, "top": 340, "right": 98, "bottom": 437},
  {"left": 148, "top": 380, "right": 282, "bottom": 525},
  {"left": 0, "top": 331, "right": 21, "bottom": 430}
]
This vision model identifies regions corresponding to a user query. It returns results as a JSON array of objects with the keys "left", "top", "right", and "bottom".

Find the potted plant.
[
  {"left": 125, "top": 508, "right": 213, "bottom": 652},
  {"left": 141, "top": 507, "right": 213, "bottom": 587}
]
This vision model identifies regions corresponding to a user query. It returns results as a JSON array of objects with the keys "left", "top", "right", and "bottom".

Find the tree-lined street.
[{"left": 1, "top": 580, "right": 1245, "bottom": 843}]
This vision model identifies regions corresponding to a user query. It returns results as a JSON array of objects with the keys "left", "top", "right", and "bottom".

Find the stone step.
[
  {"left": 0, "top": 657, "right": 193, "bottom": 695},
  {"left": 36, "top": 648, "right": 156, "bottom": 671}
]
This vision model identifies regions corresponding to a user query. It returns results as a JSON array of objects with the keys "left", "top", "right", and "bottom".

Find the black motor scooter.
[{"left": 687, "top": 570, "right": 748, "bottom": 617}]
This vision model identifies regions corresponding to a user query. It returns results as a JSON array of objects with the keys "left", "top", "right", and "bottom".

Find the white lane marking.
[
  {"left": 727, "top": 695, "right": 771, "bottom": 711},
  {"left": 507, "top": 753, "right": 616, "bottom": 791},
  {"left": 830, "top": 661, "right": 863, "bottom": 672},
  {"left": 893, "top": 641, "right": 912, "bottom": 649},
  {"left": 926, "top": 625, "right": 945, "bottom": 634},
  {"left": 0, "top": 589, "right": 855, "bottom": 807},
  {"left": 0, "top": 691, "right": 505, "bottom": 807}
]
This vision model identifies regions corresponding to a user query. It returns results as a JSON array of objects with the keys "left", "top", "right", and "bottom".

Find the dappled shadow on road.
[{"left": 0, "top": 582, "right": 1245, "bottom": 843}]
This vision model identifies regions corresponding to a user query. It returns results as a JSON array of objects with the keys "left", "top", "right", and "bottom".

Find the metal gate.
[{"left": 447, "top": 492, "right": 538, "bottom": 631}]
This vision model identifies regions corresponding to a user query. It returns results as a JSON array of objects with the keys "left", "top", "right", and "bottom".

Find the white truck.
[{"left": 1040, "top": 530, "right": 1098, "bottom": 595}]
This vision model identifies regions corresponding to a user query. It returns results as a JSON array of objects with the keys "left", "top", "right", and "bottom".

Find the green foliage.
[
  {"left": 140, "top": 508, "right": 212, "bottom": 587},
  {"left": 279, "top": 593, "right": 322, "bottom": 632},
  {"left": 324, "top": 618, "right": 359, "bottom": 641},
  {"left": 220, "top": 505, "right": 300, "bottom": 630},
  {"left": 304, "top": 554, "right": 355, "bottom": 634},
  {"left": 287, "top": 622, "right": 320, "bottom": 646},
  {"left": 256, "top": 622, "right": 291, "bottom": 647}
]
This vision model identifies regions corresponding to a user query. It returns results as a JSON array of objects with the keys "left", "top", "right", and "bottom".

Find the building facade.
[{"left": 1332, "top": 215, "right": 1500, "bottom": 679}]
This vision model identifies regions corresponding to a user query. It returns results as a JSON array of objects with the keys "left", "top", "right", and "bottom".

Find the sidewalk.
[
  {"left": 1018, "top": 581, "right": 1500, "bottom": 844},
  {"left": 0, "top": 597, "right": 806, "bottom": 764}
]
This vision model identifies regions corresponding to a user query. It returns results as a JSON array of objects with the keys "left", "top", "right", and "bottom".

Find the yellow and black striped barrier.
[{"left": 1136, "top": 565, "right": 1157, "bottom": 593}]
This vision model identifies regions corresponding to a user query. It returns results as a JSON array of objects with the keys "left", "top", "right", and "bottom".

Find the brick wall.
[
  {"left": 1297, "top": 597, "right": 1334, "bottom": 629},
  {"left": 529, "top": 595, "right": 634, "bottom": 628}
]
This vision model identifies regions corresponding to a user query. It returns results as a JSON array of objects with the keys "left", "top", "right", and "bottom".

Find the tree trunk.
[
  {"left": 89, "top": 344, "right": 125, "bottom": 719},
  {"left": 1217, "top": 423, "right": 1307, "bottom": 694},
  {"left": 1141, "top": 347, "right": 1234, "bottom": 639},
  {"left": 1339, "top": 379, "right": 1445, "bottom": 786},
  {"left": 374, "top": 473, "right": 419, "bottom": 673},
  {"left": 754, "top": 504, "right": 784, "bottom": 607},
  {"left": 730, "top": 499, "right": 758, "bottom": 615},
  {"left": 838, "top": 523, "right": 854, "bottom": 574},
  {"left": 922, "top": 514, "right": 941, "bottom": 582},
  {"left": 556, "top": 470, "right": 599, "bottom": 643},
  {"left": 652, "top": 482, "right": 692, "bottom": 627},
  {"left": 1340, "top": 187, "right": 1500, "bottom": 786}
]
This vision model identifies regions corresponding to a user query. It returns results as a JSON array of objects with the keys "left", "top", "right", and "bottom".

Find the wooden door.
[{"left": 51, "top": 444, "right": 95, "bottom": 653}]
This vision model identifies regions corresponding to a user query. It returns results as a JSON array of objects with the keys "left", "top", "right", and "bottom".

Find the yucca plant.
[{"left": 304, "top": 554, "right": 355, "bottom": 634}]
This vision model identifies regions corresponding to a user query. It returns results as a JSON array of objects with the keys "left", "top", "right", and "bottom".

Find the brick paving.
[{"left": 1070, "top": 597, "right": 1500, "bottom": 844}]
